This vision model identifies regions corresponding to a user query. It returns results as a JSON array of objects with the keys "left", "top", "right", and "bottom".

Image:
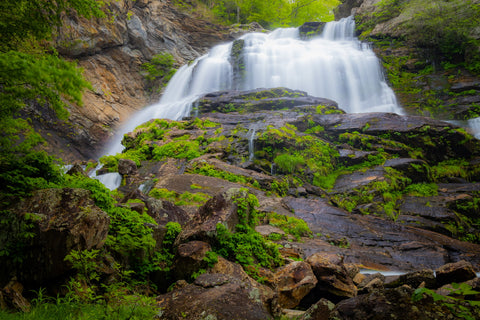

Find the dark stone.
[
  {"left": 386, "top": 269, "right": 436, "bottom": 289},
  {"left": 435, "top": 260, "right": 477, "bottom": 287},
  {"left": 299, "top": 22, "right": 326, "bottom": 39},
  {"left": 118, "top": 158, "right": 138, "bottom": 175},
  {"left": 1, "top": 189, "right": 109, "bottom": 287}
]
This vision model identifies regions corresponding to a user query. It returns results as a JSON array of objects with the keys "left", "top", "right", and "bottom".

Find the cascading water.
[
  {"left": 104, "top": 16, "right": 401, "bottom": 156},
  {"left": 247, "top": 127, "right": 257, "bottom": 161}
]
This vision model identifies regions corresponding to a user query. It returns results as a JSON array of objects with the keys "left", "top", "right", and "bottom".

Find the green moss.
[
  {"left": 267, "top": 212, "right": 312, "bottom": 240},
  {"left": 149, "top": 188, "right": 211, "bottom": 207}
]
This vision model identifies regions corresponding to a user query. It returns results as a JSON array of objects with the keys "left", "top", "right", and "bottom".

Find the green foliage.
[
  {"left": 173, "top": 0, "right": 339, "bottom": 27},
  {"left": 0, "top": 211, "right": 39, "bottom": 263},
  {"left": 141, "top": 52, "right": 177, "bottom": 91},
  {"left": 215, "top": 223, "right": 283, "bottom": 272},
  {"left": 139, "top": 221, "right": 182, "bottom": 277},
  {"left": 152, "top": 140, "right": 202, "bottom": 160},
  {"left": 404, "top": 183, "right": 438, "bottom": 196},
  {"left": 0, "top": 0, "right": 105, "bottom": 50},
  {"left": 0, "top": 150, "right": 64, "bottom": 204},
  {"left": 405, "top": 0, "right": 480, "bottom": 67},
  {"left": 63, "top": 174, "right": 115, "bottom": 211},
  {"left": 274, "top": 153, "right": 305, "bottom": 174},
  {"left": 189, "top": 162, "right": 249, "bottom": 184},
  {"left": 267, "top": 212, "right": 312, "bottom": 240},
  {"left": 105, "top": 206, "right": 157, "bottom": 266},
  {"left": 149, "top": 187, "right": 212, "bottom": 207},
  {"left": 412, "top": 283, "right": 480, "bottom": 319},
  {"left": 431, "top": 159, "right": 470, "bottom": 181}
]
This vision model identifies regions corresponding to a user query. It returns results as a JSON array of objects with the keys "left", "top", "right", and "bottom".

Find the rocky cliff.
[{"left": 32, "top": 0, "right": 252, "bottom": 161}]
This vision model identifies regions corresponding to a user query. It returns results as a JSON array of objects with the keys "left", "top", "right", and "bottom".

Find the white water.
[
  {"left": 247, "top": 128, "right": 256, "bottom": 161},
  {"left": 104, "top": 16, "right": 401, "bottom": 156},
  {"left": 468, "top": 117, "right": 480, "bottom": 138}
]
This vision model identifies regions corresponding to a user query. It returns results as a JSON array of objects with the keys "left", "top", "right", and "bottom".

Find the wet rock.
[
  {"left": 66, "top": 163, "right": 88, "bottom": 177},
  {"left": 197, "top": 88, "right": 339, "bottom": 114},
  {"left": 274, "top": 261, "right": 318, "bottom": 309},
  {"left": 156, "top": 273, "right": 274, "bottom": 320},
  {"left": 299, "top": 22, "right": 327, "bottom": 39},
  {"left": 284, "top": 196, "right": 480, "bottom": 271},
  {"left": 1, "top": 189, "right": 109, "bottom": 286},
  {"left": 314, "top": 112, "right": 480, "bottom": 162},
  {"left": 435, "top": 260, "right": 477, "bottom": 287}
]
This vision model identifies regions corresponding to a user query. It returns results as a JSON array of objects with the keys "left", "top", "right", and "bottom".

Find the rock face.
[
  {"left": 0, "top": 188, "right": 110, "bottom": 287},
  {"left": 31, "top": 0, "right": 241, "bottom": 161}
]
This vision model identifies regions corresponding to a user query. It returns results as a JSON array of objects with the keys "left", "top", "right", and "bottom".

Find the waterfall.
[
  {"left": 104, "top": 16, "right": 401, "bottom": 156},
  {"left": 247, "top": 127, "right": 257, "bottom": 161}
]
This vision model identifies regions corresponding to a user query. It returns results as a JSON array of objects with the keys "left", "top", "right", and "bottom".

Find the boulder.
[
  {"left": 435, "top": 260, "right": 477, "bottom": 287},
  {"left": 118, "top": 158, "right": 138, "bottom": 176},
  {"left": 303, "top": 253, "right": 357, "bottom": 304},
  {"left": 386, "top": 269, "right": 436, "bottom": 289},
  {"left": 299, "top": 298, "right": 336, "bottom": 320},
  {"left": 144, "top": 198, "right": 190, "bottom": 226},
  {"left": 1, "top": 188, "right": 109, "bottom": 286},
  {"left": 176, "top": 188, "right": 254, "bottom": 244},
  {"left": 273, "top": 261, "right": 318, "bottom": 309},
  {"left": 331, "top": 285, "right": 451, "bottom": 320},
  {"left": 156, "top": 273, "right": 274, "bottom": 320},
  {"left": 210, "top": 257, "right": 278, "bottom": 314},
  {"left": 173, "top": 241, "right": 211, "bottom": 280}
]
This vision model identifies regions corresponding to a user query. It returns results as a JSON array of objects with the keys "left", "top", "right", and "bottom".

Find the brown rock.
[
  {"left": 173, "top": 241, "right": 211, "bottom": 280},
  {"left": 274, "top": 261, "right": 318, "bottom": 309},
  {"left": 1, "top": 188, "right": 109, "bottom": 286},
  {"left": 299, "top": 298, "right": 335, "bottom": 320},
  {"left": 145, "top": 198, "right": 190, "bottom": 226},
  {"left": 210, "top": 257, "right": 278, "bottom": 313},
  {"left": 435, "top": 260, "right": 477, "bottom": 286},
  {"left": 304, "top": 253, "right": 357, "bottom": 304},
  {"left": 176, "top": 188, "right": 254, "bottom": 244},
  {"left": 118, "top": 158, "right": 138, "bottom": 176},
  {"left": 386, "top": 269, "right": 436, "bottom": 289},
  {"left": 156, "top": 273, "right": 274, "bottom": 319}
]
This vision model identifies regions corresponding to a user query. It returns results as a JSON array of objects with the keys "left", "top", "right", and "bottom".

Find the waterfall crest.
[{"left": 105, "top": 16, "right": 401, "bottom": 155}]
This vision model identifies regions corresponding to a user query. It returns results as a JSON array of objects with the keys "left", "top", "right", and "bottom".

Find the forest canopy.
[{"left": 174, "top": 0, "right": 341, "bottom": 27}]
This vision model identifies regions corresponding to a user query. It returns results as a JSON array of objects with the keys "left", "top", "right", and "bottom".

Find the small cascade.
[
  {"left": 102, "top": 16, "right": 402, "bottom": 156},
  {"left": 247, "top": 127, "right": 256, "bottom": 160},
  {"left": 468, "top": 117, "right": 480, "bottom": 139},
  {"left": 88, "top": 164, "right": 122, "bottom": 191},
  {"left": 96, "top": 173, "right": 122, "bottom": 191}
]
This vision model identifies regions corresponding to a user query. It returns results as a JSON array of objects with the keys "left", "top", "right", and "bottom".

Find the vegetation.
[
  {"left": 141, "top": 52, "right": 177, "bottom": 92},
  {"left": 172, "top": 0, "right": 340, "bottom": 27}
]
